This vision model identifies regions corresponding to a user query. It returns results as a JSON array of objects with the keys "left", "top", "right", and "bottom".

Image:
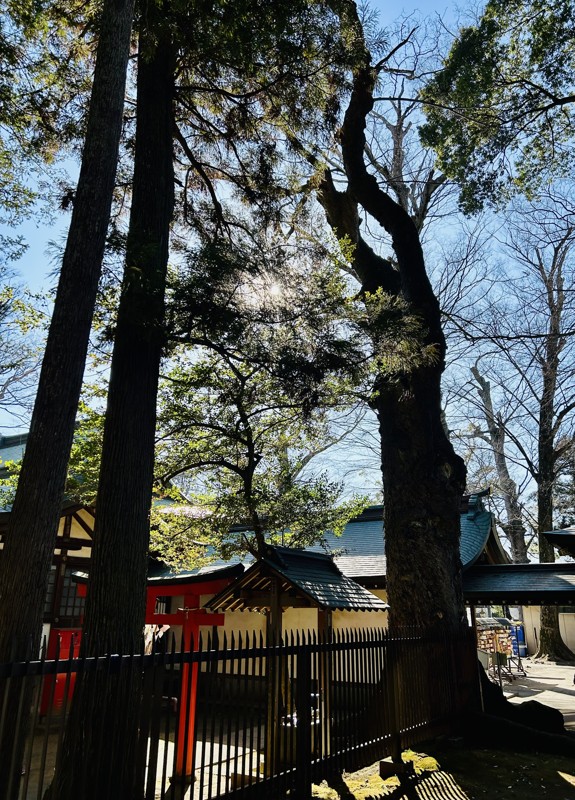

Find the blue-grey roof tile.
[
  {"left": 206, "top": 546, "right": 389, "bottom": 612},
  {"left": 463, "top": 563, "right": 575, "bottom": 604}
]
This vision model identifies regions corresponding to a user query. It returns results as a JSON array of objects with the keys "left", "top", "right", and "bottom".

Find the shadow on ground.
[{"left": 314, "top": 745, "right": 575, "bottom": 800}]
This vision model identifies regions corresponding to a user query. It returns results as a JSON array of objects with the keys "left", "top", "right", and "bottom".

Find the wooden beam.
[
  {"left": 238, "top": 590, "right": 312, "bottom": 608},
  {"left": 72, "top": 511, "right": 95, "bottom": 537},
  {"left": 55, "top": 537, "right": 93, "bottom": 550}
]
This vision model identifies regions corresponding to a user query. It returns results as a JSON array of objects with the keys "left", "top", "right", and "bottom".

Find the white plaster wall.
[
  {"left": 332, "top": 609, "right": 388, "bottom": 633},
  {"left": 522, "top": 606, "right": 540, "bottom": 654},
  {"left": 222, "top": 609, "right": 266, "bottom": 643},
  {"left": 522, "top": 607, "right": 575, "bottom": 654},
  {"left": 559, "top": 613, "right": 575, "bottom": 651},
  {"left": 282, "top": 607, "right": 318, "bottom": 636}
]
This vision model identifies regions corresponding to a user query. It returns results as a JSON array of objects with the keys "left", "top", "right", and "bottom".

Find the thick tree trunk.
[
  {"left": 534, "top": 307, "right": 574, "bottom": 659},
  {"left": 0, "top": 2, "right": 134, "bottom": 797},
  {"left": 376, "top": 369, "right": 467, "bottom": 632},
  {"left": 538, "top": 604, "right": 573, "bottom": 661},
  {"left": 319, "top": 6, "right": 467, "bottom": 633},
  {"left": 0, "top": 0, "right": 134, "bottom": 662},
  {"left": 48, "top": 9, "right": 175, "bottom": 799}
]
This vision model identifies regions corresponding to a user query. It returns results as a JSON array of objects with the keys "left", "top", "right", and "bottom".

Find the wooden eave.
[{"left": 206, "top": 549, "right": 389, "bottom": 613}]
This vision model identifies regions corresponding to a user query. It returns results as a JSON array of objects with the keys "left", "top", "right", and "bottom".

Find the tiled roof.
[
  {"left": 543, "top": 529, "right": 575, "bottom": 558},
  {"left": 459, "top": 506, "right": 495, "bottom": 567},
  {"left": 312, "top": 516, "right": 387, "bottom": 582},
  {"left": 463, "top": 563, "right": 575, "bottom": 605},
  {"left": 313, "top": 498, "right": 496, "bottom": 582},
  {"left": 206, "top": 545, "right": 389, "bottom": 613},
  {"left": 0, "top": 434, "right": 27, "bottom": 470}
]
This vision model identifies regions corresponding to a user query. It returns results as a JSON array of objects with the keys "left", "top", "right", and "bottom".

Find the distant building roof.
[
  {"left": 311, "top": 505, "right": 387, "bottom": 584},
  {"left": 463, "top": 563, "right": 575, "bottom": 605},
  {"left": 205, "top": 545, "right": 389, "bottom": 613},
  {"left": 145, "top": 495, "right": 504, "bottom": 590},
  {"left": 0, "top": 433, "right": 28, "bottom": 468},
  {"left": 543, "top": 528, "right": 575, "bottom": 558},
  {"left": 311, "top": 495, "right": 502, "bottom": 586},
  {"left": 459, "top": 493, "right": 505, "bottom": 567},
  {"left": 147, "top": 561, "right": 244, "bottom": 586}
]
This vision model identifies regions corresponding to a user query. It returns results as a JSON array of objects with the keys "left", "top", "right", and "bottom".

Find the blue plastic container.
[{"left": 511, "top": 623, "right": 526, "bottom": 657}]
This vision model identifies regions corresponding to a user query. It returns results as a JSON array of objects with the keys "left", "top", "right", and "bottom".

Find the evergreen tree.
[
  {"left": 49, "top": 2, "right": 350, "bottom": 795},
  {"left": 0, "top": 0, "right": 135, "bottom": 796}
]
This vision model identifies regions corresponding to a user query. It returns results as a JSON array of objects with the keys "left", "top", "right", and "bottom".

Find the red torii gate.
[{"left": 144, "top": 564, "right": 243, "bottom": 778}]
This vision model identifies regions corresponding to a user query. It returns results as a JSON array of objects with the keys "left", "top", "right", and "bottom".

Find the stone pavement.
[{"left": 502, "top": 656, "right": 575, "bottom": 730}]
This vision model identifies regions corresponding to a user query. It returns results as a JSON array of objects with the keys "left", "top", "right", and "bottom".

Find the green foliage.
[
  {"left": 354, "top": 289, "right": 439, "bottom": 377},
  {"left": 155, "top": 341, "right": 367, "bottom": 564},
  {"left": 167, "top": 230, "right": 368, "bottom": 404},
  {"left": 152, "top": 226, "right": 370, "bottom": 565},
  {"left": 166, "top": 0, "right": 350, "bottom": 230},
  {"left": 0, "top": 1, "right": 95, "bottom": 235},
  {"left": 0, "top": 459, "right": 19, "bottom": 506},
  {"left": 151, "top": 469, "right": 367, "bottom": 568},
  {"left": 421, "top": 0, "right": 575, "bottom": 211},
  {"left": 66, "top": 399, "right": 106, "bottom": 505}
]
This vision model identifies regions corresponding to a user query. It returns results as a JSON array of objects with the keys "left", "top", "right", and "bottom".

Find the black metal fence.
[{"left": 0, "top": 626, "right": 477, "bottom": 799}]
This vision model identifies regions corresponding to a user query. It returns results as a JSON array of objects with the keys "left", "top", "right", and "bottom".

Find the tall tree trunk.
[
  {"left": 471, "top": 366, "right": 529, "bottom": 563},
  {"left": 376, "top": 367, "right": 467, "bottom": 632},
  {"left": 535, "top": 263, "right": 574, "bottom": 660},
  {"left": 48, "top": 7, "right": 175, "bottom": 798},
  {"left": 81, "top": 4, "right": 174, "bottom": 656},
  {"left": 319, "top": 5, "right": 467, "bottom": 633},
  {"left": 0, "top": 1, "right": 134, "bottom": 796}
]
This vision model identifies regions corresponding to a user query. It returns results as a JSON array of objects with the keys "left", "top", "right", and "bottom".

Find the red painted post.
[
  {"left": 144, "top": 579, "right": 229, "bottom": 780},
  {"left": 175, "top": 598, "right": 199, "bottom": 778},
  {"left": 172, "top": 605, "right": 226, "bottom": 777},
  {"left": 144, "top": 585, "right": 227, "bottom": 780}
]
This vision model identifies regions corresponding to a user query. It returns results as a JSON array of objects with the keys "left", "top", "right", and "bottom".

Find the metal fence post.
[{"left": 295, "top": 644, "right": 312, "bottom": 799}]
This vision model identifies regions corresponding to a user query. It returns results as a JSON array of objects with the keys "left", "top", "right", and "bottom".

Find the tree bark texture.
[
  {"left": 0, "top": 2, "right": 134, "bottom": 797},
  {"left": 318, "top": 10, "right": 466, "bottom": 633},
  {"left": 48, "top": 8, "right": 175, "bottom": 798},
  {"left": 0, "top": 0, "right": 134, "bottom": 662}
]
